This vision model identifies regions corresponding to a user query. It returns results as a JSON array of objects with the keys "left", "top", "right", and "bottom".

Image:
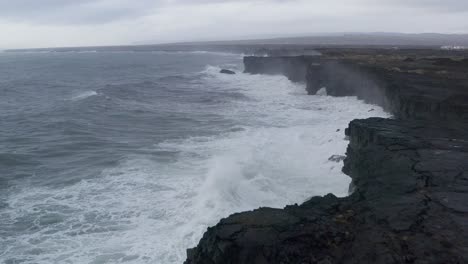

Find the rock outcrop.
[
  {"left": 186, "top": 118, "right": 468, "bottom": 264},
  {"left": 220, "top": 69, "right": 236, "bottom": 74},
  {"left": 186, "top": 48, "right": 468, "bottom": 264}
]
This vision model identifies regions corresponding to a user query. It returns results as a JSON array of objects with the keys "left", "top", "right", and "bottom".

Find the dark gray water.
[
  {"left": 0, "top": 50, "right": 387, "bottom": 263},
  {"left": 1, "top": 51, "right": 240, "bottom": 187}
]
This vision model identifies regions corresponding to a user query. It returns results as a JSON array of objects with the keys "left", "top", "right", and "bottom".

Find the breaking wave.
[{"left": 70, "top": 91, "right": 98, "bottom": 101}]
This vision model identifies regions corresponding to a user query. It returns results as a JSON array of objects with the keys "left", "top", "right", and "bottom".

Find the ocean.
[{"left": 0, "top": 50, "right": 388, "bottom": 263}]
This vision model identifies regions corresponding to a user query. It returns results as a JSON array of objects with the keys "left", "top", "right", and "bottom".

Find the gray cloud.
[
  {"left": 3, "top": 0, "right": 466, "bottom": 25},
  {"left": 0, "top": 0, "right": 467, "bottom": 49},
  {"left": 1, "top": 0, "right": 274, "bottom": 24},
  {"left": 0, "top": 0, "right": 161, "bottom": 24},
  {"left": 398, "top": 0, "right": 468, "bottom": 12}
]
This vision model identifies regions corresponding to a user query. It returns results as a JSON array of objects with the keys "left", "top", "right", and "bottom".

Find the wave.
[
  {"left": 155, "top": 69, "right": 389, "bottom": 262},
  {"left": 200, "top": 65, "right": 242, "bottom": 76},
  {"left": 70, "top": 90, "right": 98, "bottom": 101},
  {"left": 76, "top": 50, "right": 98, "bottom": 53}
]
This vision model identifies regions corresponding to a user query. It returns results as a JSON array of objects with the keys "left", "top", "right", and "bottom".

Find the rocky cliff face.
[
  {"left": 186, "top": 118, "right": 468, "bottom": 264},
  {"left": 186, "top": 48, "right": 468, "bottom": 264},
  {"left": 244, "top": 51, "right": 468, "bottom": 121}
]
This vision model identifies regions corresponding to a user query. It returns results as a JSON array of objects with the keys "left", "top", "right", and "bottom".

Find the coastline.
[{"left": 185, "top": 48, "right": 468, "bottom": 263}]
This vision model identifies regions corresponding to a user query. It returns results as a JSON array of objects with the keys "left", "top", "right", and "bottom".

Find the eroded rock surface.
[{"left": 186, "top": 118, "right": 468, "bottom": 264}]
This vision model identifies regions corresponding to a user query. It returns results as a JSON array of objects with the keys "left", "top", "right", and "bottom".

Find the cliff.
[
  {"left": 185, "top": 48, "right": 468, "bottom": 264},
  {"left": 245, "top": 50, "right": 468, "bottom": 121}
]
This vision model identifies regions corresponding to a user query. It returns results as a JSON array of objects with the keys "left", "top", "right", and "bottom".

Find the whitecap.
[{"left": 70, "top": 91, "right": 98, "bottom": 101}]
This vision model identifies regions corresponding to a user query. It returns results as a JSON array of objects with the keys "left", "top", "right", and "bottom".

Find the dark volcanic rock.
[
  {"left": 186, "top": 118, "right": 468, "bottom": 264},
  {"left": 328, "top": 155, "right": 346, "bottom": 163},
  {"left": 317, "top": 49, "right": 468, "bottom": 121},
  {"left": 220, "top": 69, "right": 236, "bottom": 74}
]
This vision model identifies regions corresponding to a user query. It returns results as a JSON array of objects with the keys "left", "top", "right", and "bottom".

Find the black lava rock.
[
  {"left": 220, "top": 69, "right": 236, "bottom": 74},
  {"left": 328, "top": 155, "right": 346, "bottom": 162},
  {"left": 186, "top": 118, "right": 468, "bottom": 264}
]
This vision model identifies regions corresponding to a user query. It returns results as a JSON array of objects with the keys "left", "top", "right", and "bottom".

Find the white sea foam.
[
  {"left": 1, "top": 66, "right": 389, "bottom": 263},
  {"left": 76, "top": 50, "right": 98, "bottom": 53},
  {"left": 70, "top": 90, "right": 98, "bottom": 101}
]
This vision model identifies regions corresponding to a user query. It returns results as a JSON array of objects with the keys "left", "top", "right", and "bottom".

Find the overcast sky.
[{"left": 0, "top": 0, "right": 467, "bottom": 49}]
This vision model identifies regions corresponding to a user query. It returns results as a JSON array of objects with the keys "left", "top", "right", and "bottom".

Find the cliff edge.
[{"left": 185, "top": 48, "right": 468, "bottom": 264}]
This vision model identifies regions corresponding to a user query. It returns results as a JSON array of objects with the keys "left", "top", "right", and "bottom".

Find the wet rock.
[
  {"left": 220, "top": 69, "right": 236, "bottom": 74},
  {"left": 328, "top": 155, "right": 346, "bottom": 163}
]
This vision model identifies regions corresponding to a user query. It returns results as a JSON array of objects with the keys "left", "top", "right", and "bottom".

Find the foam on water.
[
  {"left": 1, "top": 65, "right": 389, "bottom": 263},
  {"left": 70, "top": 91, "right": 98, "bottom": 101}
]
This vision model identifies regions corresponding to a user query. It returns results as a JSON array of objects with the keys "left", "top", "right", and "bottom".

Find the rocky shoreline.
[{"left": 185, "top": 48, "right": 468, "bottom": 263}]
